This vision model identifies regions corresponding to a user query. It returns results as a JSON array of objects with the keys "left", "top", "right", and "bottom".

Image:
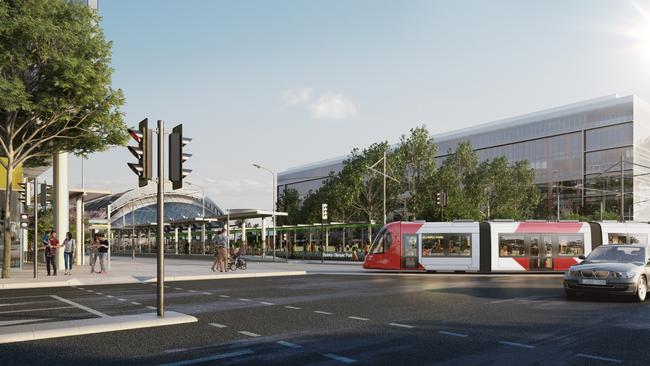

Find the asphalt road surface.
[{"left": 1, "top": 273, "right": 649, "bottom": 365}]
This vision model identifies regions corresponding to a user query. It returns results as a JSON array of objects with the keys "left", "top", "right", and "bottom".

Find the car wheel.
[
  {"left": 636, "top": 276, "right": 647, "bottom": 302},
  {"left": 565, "top": 290, "right": 577, "bottom": 300}
]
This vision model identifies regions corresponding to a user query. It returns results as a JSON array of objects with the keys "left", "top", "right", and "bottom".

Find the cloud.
[
  {"left": 281, "top": 87, "right": 312, "bottom": 105},
  {"left": 309, "top": 93, "right": 359, "bottom": 120}
]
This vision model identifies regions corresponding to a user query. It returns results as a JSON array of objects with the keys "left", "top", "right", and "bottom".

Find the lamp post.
[{"left": 253, "top": 163, "right": 276, "bottom": 262}]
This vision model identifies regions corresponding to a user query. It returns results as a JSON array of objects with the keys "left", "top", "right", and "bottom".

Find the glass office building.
[{"left": 278, "top": 95, "right": 650, "bottom": 221}]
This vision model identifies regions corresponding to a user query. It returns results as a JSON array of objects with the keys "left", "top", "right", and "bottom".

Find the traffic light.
[
  {"left": 127, "top": 118, "right": 152, "bottom": 187},
  {"left": 169, "top": 123, "right": 192, "bottom": 190},
  {"left": 18, "top": 182, "right": 28, "bottom": 206},
  {"left": 321, "top": 203, "right": 328, "bottom": 221},
  {"left": 40, "top": 183, "right": 52, "bottom": 208},
  {"left": 436, "top": 192, "right": 442, "bottom": 206},
  {"left": 20, "top": 213, "right": 29, "bottom": 229}
]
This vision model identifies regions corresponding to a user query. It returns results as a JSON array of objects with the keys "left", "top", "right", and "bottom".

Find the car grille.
[{"left": 579, "top": 269, "right": 611, "bottom": 278}]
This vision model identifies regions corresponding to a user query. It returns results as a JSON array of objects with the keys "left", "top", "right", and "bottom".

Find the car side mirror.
[{"left": 578, "top": 255, "right": 586, "bottom": 260}]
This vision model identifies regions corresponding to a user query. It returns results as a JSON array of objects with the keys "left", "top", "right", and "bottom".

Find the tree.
[
  {"left": 277, "top": 187, "right": 300, "bottom": 225},
  {"left": 393, "top": 125, "right": 437, "bottom": 220},
  {"left": 435, "top": 141, "right": 481, "bottom": 220},
  {"left": 0, "top": 1, "right": 127, "bottom": 277}
]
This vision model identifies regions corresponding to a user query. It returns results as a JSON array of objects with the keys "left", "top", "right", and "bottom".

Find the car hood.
[{"left": 571, "top": 262, "right": 643, "bottom": 272}]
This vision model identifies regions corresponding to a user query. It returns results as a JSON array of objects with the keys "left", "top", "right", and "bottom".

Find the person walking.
[
  {"left": 97, "top": 234, "right": 109, "bottom": 274},
  {"left": 45, "top": 230, "right": 59, "bottom": 276},
  {"left": 63, "top": 232, "right": 76, "bottom": 275},
  {"left": 88, "top": 234, "right": 100, "bottom": 273},
  {"left": 211, "top": 230, "right": 227, "bottom": 272}
]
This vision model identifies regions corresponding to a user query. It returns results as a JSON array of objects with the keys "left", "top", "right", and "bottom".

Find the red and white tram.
[{"left": 363, "top": 220, "right": 650, "bottom": 272}]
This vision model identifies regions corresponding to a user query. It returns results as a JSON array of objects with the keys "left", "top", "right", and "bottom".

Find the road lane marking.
[
  {"left": 239, "top": 298, "right": 252, "bottom": 302},
  {"left": 131, "top": 302, "right": 142, "bottom": 305},
  {"left": 499, "top": 341, "right": 535, "bottom": 349},
  {"left": 277, "top": 341, "right": 302, "bottom": 349},
  {"left": 0, "top": 306, "right": 74, "bottom": 314},
  {"left": 285, "top": 306, "right": 301, "bottom": 310},
  {"left": 188, "top": 290, "right": 197, "bottom": 293},
  {"left": 438, "top": 331, "right": 468, "bottom": 338},
  {"left": 389, "top": 323, "right": 414, "bottom": 329},
  {"left": 238, "top": 331, "right": 260, "bottom": 337},
  {"left": 157, "top": 349, "right": 255, "bottom": 366},
  {"left": 174, "top": 288, "right": 183, "bottom": 291},
  {"left": 219, "top": 295, "right": 230, "bottom": 298},
  {"left": 575, "top": 353, "right": 623, "bottom": 363},
  {"left": 348, "top": 316, "right": 369, "bottom": 321},
  {"left": 146, "top": 306, "right": 156, "bottom": 310},
  {"left": 0, "top": 318, "right": 52, "bottom": 326},
  {"left": 95, "top": 292, "right": 103, "bottom": 295},
  {"left": 260, "top": 302, "right": 275, "bottom": 305},
  {"left": 85, "top": 290, "right": 94, "bottom": 293},
  {"left": 202, "top": 292, "right": 212, "bottom": 295},
  {"left": 117, "top": 298, "right": 127, "bottom": 302},
  {"left": 77, "top": 287, "right": 85, "bottom": 290},
  {"left": 106, "top": 295, "right": 115, "bottom": 298},
  {"left": 314, "top": 311, "right": 333, "bottom": 315},
  {"left": 324, "top": 353, "right": 357, "bottom": 364},
  {"left": 163, "top": 348, "right": 188, "bottom": 354},
  {"left": 0, "top": 301, "right": 51, "bottom": 307},
  {"left": 209, "top": 323, "right": 228, "bottom": 328},
  {"left": 50, "top": 295, "right": 109, "bottom": 318}
]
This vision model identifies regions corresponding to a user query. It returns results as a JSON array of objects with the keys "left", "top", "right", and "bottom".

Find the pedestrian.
[
  {"left": 364, "top": 239, "right": 371, "bottom": 256},
  {"left": 63, "top": 232, "right": 76, "bottom": 275},
  {"left": 211, "top": 230, "right": 227, "bottom": 272},
  {"left": 97, "top": 234, "right": 110, "bottom": 274},
  {"left": 88, "top": 234, "right": 100, "bottom": 273},
  {"left": 45, "top": 230, "right": 59, "bottom": 276}
]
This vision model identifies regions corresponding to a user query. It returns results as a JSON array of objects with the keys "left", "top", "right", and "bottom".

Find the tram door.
[
  {"left": 528, "top": 235, "right": 554, "bottom": 271},
  {"left": 402, "top": 234, "right": 419, "bottom": 269}
]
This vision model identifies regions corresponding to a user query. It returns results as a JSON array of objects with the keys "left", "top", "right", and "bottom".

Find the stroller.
[{"left": 229, "top": 254, "right": 247, "bottom": 271}]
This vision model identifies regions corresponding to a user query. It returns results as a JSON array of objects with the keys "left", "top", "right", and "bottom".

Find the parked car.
[{"left": 563, "top": 244, "right": 649, "bottom": 302}]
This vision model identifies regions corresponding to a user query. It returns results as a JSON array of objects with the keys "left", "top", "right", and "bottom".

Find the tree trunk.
[{"left": 2, "top": 160, "right": 14, "bottom": 278}]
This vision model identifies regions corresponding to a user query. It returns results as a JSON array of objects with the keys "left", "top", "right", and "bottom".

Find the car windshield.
[{"left": 585, "top": 246, "right": 646, "bottom": 264}]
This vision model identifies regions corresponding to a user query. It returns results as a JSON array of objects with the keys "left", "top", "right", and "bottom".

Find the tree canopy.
[{"left": 0, "top": 0, "right": 127, "bottom": 277}]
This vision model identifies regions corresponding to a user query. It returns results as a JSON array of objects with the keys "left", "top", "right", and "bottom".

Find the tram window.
[
  {"left": 499, "top": 235, "right": 525, "bottom": 257},
  {"left": 608, "top": 233, "right": 648, "bottom": 244},
  {"left": 447, "top": 234, "right": 471, "bottom": 257},
  {"left": 558, "top": 235, "right": 584, "bottom": 256},
  {"left": 370, "top": 229, "right": 387, "bottom": 254},
  {"left": 630, "top": 234, "right": 648, "bottom": 244},
  {"left": 422, "top": 234, "right": 445, "bottom": 256}
]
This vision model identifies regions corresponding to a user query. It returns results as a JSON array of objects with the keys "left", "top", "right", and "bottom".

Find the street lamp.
[{"left": 253, "top": 163, "right": 276, "bottom": 262}]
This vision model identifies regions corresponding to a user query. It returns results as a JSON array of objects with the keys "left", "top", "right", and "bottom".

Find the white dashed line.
[
  {"left": 95, "top": 292, "right": 103, "bottom": 295},
  {"left": 324, "top": 353, "right": 357, "bottom": 364},
  {"left": 188, "top": 290, "right": 197, "bottom": 293},
  {"left": 209, "top": 323, "right": 228, "bottom": 328},
  {"left": 260, "top": 302, "right": 275, "bottom": 305},
  {"left": 285, "top": 306, "right": 301, "bottom": 310},
  {"left": 131, "top": 302, "right": 142, "bottom": 305},
  {"left": 219, "top": 295, "right": 230, "bottom": 298},
  {"left": 314, "top": 311, "right": 333, "bottom": 315},
  {"left": 202, "top": 292, "right": 212, "bottom": 295},
  {"left": 146, "top": 306, "right": 156, "bottom": 310},
  {"left": 238, "top": 331, "right": 260, "bottom": 337},
  {"left": 239, "top": 298, "right": 252, "bottom": 302},
  {"left": 499, "top": 341, "right": 535, "bottom": 349},
  {"left": 157, "top": 349, "right": 255, "bottom": 366},
  {"left": 85, "top": 290, "right": 94, "bottom": 293},
  {"left": 389, "top": 323, "right": 415, "bottom": 329},
  {"left": 438, "top": 331, "right": 468, "bottom": 338},
  {"left": 277, "top": 341, "right": 303, "bottom": 349},
  {"left": 106, "top": 295, "right": 115, "bottom": 298},
  {"left": 117, "top": 298, "right": 127, "bottom": 302},
  {"left": 78, "top": 287, "right": 85, "bottom": 290},
  {"left": 575, "top": 353, "right": 623, "bottom": 363},
  {"left": 348, "top": 316, "right": 369, "bottom": 321},
  {"left": 174, "top": 288, "right": 183, "bottom": 291}
]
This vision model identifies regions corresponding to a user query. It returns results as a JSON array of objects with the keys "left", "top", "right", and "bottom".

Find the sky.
[{"left": 45, "top": 0, "right": 650, "bottom": 211}]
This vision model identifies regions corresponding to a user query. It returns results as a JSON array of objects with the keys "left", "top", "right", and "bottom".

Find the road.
[{"left": 1, "top": 273, "right": 649, "bottom": 365}]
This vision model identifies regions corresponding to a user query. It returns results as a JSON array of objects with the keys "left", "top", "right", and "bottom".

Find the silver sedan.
[{"left": 563, "top": 244, "right": 649, "bottom": 302}]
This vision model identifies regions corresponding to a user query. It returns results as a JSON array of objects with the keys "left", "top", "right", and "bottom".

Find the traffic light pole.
[
  {"left": 157, "top": 120, "right": 165, "bottom": 317},
  {"left": 33, "top": 178, "right": 38, "bottom": 279}
]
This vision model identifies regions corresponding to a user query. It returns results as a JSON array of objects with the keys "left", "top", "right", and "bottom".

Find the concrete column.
[
  {"left": 241, "top": 221, "right": 247, "bottom": 255},
  {"left": 75, "top": 196, "right": 82, "bottom": 264},
  {"left": 174, "top": 227, "right": 179, "bottom": 254},
  {"left": 147, "top": 227, "right": 151, "bottom": 253},
  {"left": 261, "top": 219, "right": 267, "bottom": 258},
  {"left": 201, "top": 222, "right": 206, "bottom": 254},
  {"left": 53, "top": 152, "right": 69, "bottom": 269},
  {"left": 187, "top": 226, "right": 192, "bottom": 254}
]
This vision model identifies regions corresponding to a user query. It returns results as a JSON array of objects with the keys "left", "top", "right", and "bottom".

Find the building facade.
[{"left": 278, "top": 95, "right": 650, "bottom": 221}]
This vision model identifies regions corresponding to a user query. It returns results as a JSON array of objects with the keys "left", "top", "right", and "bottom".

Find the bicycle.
[{"left": 229, "top": 255, "right": 247, "bottom": 271}]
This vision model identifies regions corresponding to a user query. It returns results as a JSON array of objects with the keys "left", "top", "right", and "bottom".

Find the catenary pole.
[
  {"left": 157, "top": 120, "right": 165, "bottom": 317},
  {"left": 33, "top": 178, "right": 38, "bottom": 278}
]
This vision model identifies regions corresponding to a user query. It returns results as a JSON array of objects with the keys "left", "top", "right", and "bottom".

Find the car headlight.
[
  {"left": 612, "top": 271, "right": 636, "bottom": 279},
  {"left": 564, "top": 269, "right": 578, "bottom": 279}
]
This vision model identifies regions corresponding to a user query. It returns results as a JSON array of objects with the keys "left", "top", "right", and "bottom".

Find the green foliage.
[
  {"left": 277, "top": 187, "right": 300, "bottom": 225},
  {"left": 0, "top": 0, "right": 126, "bottom": 277}
]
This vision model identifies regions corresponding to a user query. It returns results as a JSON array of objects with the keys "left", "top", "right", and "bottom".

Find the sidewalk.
[{"left": 0, "top": 255, "right": 314, "bottom": 290}]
